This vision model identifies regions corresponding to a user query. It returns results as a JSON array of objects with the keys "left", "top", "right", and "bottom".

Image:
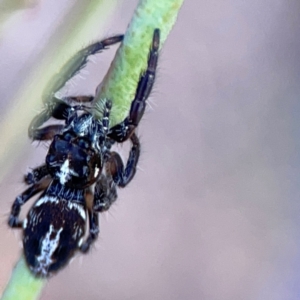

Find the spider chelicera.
[{"left": 8, "top": 29, "right": 160, "bottom": 277}]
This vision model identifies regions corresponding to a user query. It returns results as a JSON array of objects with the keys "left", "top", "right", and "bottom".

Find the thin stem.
[
  {"left": 94, "top": 0, "right": 185, "bottom": 126},
  {"left": 1, "top": 256, "right": 45, "bottom": 300}
]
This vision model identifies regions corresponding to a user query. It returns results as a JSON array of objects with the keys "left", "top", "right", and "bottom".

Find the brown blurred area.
[{"left": 1, "top": 0, "right": 300, "bottom": 299}]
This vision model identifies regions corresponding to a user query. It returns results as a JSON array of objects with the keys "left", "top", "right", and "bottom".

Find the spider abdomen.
[{"left": 23, "top": 184, "right": 86, "bottom": 277}]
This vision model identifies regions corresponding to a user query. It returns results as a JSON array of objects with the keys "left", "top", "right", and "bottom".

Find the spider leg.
[
  {"left": 78, "top": 131, "right": 139, "bottom": 252},
  {"left": 79, "top": 188, "right": 100, "bottom": 253},
  {"left": 80, "top": 209, "right": 99, "bottom": 253},
  {"left": 112, "top": 132, "right": 141, "bottom": 187},
  {"left": 28, "top": 99, "right": 75, "bottom": 139},
  {"left": 93, "top": 173, "right": 118, "bottom": 213},
  {"left": 29, "top": 34, "right": 124, "bottom": 138},
  {"left": 52, "top": 34, "right": 124, "bottom": 94},
  {"left": 24, "top": 164, "right": 50, "bottom": 185},
  {"left": 88, "top": 132, "right": 139, "bottom": 221},
  {"left": 97, "top": 99, "right": 111, "bottom": 147},
  {"left": 108, "top": 29, "right": 159, "bottom": 143},
  {"left": 81, "top": 172, "right": 118, "bottom": 252},
  {"left": 30, "top": 124, "right": 65, "bottom": 141},
  {"left": 45, "top": 34, "right": 124, "bottom": 101},
  {"left": 29, "top": 99, "right": 88, "bottom": 140},
  {"left": 8, "top": 178, "right": 50, "bottom": 228},
  {"left": 111, "top": 130, "right": 142, "bottom": 184}
]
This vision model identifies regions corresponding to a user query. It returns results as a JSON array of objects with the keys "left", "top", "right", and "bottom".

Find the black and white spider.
[{"left": 8, "top": 29, "right": 160, "bottom": 277}]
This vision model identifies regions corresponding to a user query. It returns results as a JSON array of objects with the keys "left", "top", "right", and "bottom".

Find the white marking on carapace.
[
  {"left": 57, "top": 159, "right": 71, "bottom": 185},
  {"left": 35, "top": 225, "right": 63, "bottom": 276}
]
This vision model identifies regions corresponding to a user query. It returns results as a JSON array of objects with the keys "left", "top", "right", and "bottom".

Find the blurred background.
[{"left": 1, "top": 0, "right": 300, "bottom": 299}]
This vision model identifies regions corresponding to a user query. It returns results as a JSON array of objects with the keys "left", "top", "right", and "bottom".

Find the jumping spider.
[{"left": 8, "top": 29, "right": 160, "bottom": 277}]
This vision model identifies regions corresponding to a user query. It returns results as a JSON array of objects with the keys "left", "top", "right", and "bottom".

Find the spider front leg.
[
  {"left": 29, "top": 34, "right": 123, "bottom": 140},
  {"left": 28, "top": 100, "right": 87, "bottom": 140},
  {"left": 93, "top": 174, "right": 118, "bottom": 213},
  {"left": 28, "top": 99, "right": 74, "bottom": 140},
  {"left": 24, "top": 164, "right": 50, "bottom": 185},
  {"left": 108, "top": 29, "right": 160, "bottom": 143},
  {"left": 8, "top": 178, "right": 50, "bottom": 228}
]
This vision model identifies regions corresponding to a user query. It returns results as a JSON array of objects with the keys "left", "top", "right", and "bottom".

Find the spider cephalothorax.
[
  {"left": 8, "top": 29, "right": 160, "bottom": 277},
  {"left": 45, "top": 107, "right": 106, "bottom": 189}
]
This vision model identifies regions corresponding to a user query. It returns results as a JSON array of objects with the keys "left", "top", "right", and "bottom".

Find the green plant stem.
[
  {"left": 1, "top": 256, "right": 45, "bottom": 300},
  {"left": 94, "top": 0, "right": 185, "bottom": 126}
]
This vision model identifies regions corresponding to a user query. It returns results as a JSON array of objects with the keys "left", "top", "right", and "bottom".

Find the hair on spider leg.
[
  {"left": 146, "top": 83, "right": 160, "bottom": 108},
  {"left": 1, "top": 209, "right": 12, "bottom": 226},
  {"left": 102, "top": 205, "right": 118, "bottom": 222},
  {"left": 88, "top": 55, "right": 98, "bottom": 64},
  {"left": 79, "top": 33, "right": 123, "bottom": 69},
  {"left": 136, "top": 165, "right": 145, "bottom": 173},
  {"left": 80, "top": 69, "right": 90, "bottom": 75},
  {"left": 68, "top": 77, "right": 79, "bottom": 89},
  {"left": 145, "top": 99, "right": 156, "bottom": 112},
  {"left": 41, "top": 140, "right": 51, "bottom": 149},
  {"left": 77, "top": 73, "right": 88, "bottom": 81},
  {"left": 75, "top": 237, "right": 103, "bottom": 271},
  {"left": 54, "top": 91, "right": 64, "bottom": 100}
]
